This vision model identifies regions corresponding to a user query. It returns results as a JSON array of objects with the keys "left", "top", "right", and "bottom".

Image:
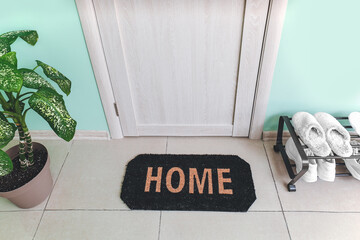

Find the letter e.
[{"left": 217, "top": 168, "right": 233, "bottom": 195}]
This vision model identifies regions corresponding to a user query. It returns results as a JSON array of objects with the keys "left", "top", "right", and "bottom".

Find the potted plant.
[{"left": 0, "top": 30, "right": 76, "bottom": 208}]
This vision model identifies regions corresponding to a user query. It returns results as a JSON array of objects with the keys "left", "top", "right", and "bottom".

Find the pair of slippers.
[
  {"left": 285, "top": 112, "right": 351, "bottom": 182},
  {"left": 288, "top": 112, "right": 360, "bottom": 182},
  {"left": 292, "top": 112, "right": 351, "bottom": 158}
]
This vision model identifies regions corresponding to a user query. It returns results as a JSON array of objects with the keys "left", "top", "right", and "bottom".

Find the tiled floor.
[{"left": 1, "top": 137, "right": 360, "bottom": 240}]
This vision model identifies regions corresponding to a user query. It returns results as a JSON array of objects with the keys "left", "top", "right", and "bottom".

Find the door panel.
[
  {"left": 93, "top": 0, "right": 138, "bottom": 136},
  {"left": 78, "top": 0, "right": 283, "bottom": 138},
  {"left": 113, "top": 0, "right": 245, "bottom": 135}
]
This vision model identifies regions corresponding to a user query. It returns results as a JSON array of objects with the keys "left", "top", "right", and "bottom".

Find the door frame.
[{"left": 75, "top": 0, "right": 287, "bottom": 139}]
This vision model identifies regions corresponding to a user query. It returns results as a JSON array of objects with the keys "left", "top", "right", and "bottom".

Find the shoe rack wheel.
[
  {"left": 287, "top": 184, "right": 296, "bottom": 192},
  {"left": 273, "top": 145, "right": 281, "bottom": 153}
]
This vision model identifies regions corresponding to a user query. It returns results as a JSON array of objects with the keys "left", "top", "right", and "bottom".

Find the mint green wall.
[
  {"left": 264, "top": 0, "right": 360, "bottom": 131},
  {"left": 0, "top": 0, "right": 109, "bottom": 132},
  {"left": 6, "top": 0, "right": 358, "bottom": 133}
]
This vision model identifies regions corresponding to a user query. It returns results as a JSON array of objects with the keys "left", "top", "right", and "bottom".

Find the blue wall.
[
  {"left": 264, "top": 0, "right": 360, "bottom": 131},
  {"left": 0, "top": 0, "right": 109, "bottom": 132},
  {"left": 5, "top": 0, "right": 355, "bottom": 134}
]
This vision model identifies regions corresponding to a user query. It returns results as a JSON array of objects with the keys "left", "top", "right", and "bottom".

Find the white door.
[{"left": 89, "top": 0, "right": 271, "bottom": 137}]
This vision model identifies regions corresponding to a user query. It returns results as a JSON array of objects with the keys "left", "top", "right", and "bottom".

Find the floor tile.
[
  {"left": 285, "top": 212, "right": 360, "bottom": 240},
  {"left": 0, "top": 140, "right": 72, "bottom": 211},
  {"left": 166, "top": 137, "right": 281, "bottom": 211},
  {"left": 160, "top": 211, "right": 290, "bottom": 240},
  {"left": 0, "top": 211, "right": 43, "bottom": 240},
  {"left": 265, "top": 141, "right": 360, "bottom": 211},
  {"left": 47, "top": 138, "right": 167, "bottom": 210},
  {"left": 34, "top": 210, "right": 160, "bottom": 240}
]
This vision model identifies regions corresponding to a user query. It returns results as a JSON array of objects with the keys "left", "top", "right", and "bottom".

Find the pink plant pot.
[{"left": 0, "top": 142, "right": 53, "bottom": 209}]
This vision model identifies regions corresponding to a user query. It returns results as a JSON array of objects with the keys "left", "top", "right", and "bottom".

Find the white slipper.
[
  {"left": 317, "top": 152, "right": 335, "bottom": 182},
  {"left": 344, "top": 159, "right": 360, "bottom": 180},
  {"left": 292, "top": 112, "right": 331, "bottom": 157},
  {"left": 285, "top": 137, "right": 317, "bottom": 182},
  {"left": 344, "top": 141, "right": 360, "bottom": 181},
  {"left": 349, "top": 112, "right": 360, "bottom": 136},
  {"left": 314, "top": 112, "right": 352, "bottom": 157}
]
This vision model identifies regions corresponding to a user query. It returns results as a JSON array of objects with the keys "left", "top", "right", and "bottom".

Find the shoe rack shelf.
[{"left": 273, "top": 116, "right": 359, "bottom": 192}]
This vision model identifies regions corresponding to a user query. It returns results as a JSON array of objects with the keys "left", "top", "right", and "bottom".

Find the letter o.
[{"left": 166, "top": 167, "right": 185, "bottom": 193}]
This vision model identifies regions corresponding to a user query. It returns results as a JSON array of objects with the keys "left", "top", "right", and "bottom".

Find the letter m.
[{"left": 189, "top": 168, "right": 213, "bottom": 194}]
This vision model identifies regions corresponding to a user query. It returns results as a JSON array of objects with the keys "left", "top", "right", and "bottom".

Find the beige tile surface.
[
  {"left": 5, "top": 138, "right": 360, "bottom": 239},
  {"left": 285, "top": 212, "right": 360, "bottom": 240},
  {"left": 265, "top": 141, "right": 360, "bottom": 211},
  {"left": 166, "top": 137, "right": 281, "bottom": 211},
  {"left": 0, "top": 211, "right": 43, "bottom": 240},
  {"left": 47, "top": 138, "right": 167, "bottom": 210},
  {"left": 34, "top": 210, "right": 160, "bottom": 240},
  {"left": 0, "top": 140, "right": 72, "bottom": 211},
  {"left": 160, "top": 211, "right": 290, "bottom": 240}
]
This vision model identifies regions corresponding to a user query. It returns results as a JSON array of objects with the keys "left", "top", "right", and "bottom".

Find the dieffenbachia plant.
[{"left": 0, "top": 30, "right": 76, "bottom": 176}]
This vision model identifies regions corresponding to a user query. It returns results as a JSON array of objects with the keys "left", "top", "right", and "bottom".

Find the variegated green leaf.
[
  {"left": 0, "top": 60, "right": 23, "bottom": 92},
  {"left": 0, "top": 38, "right": 10, "bottom": 57},
  {"left": 36, "top": 60, "right": 71, "bottom": 95},
  {"left": 0, "top": 112, "right": 16, "bottom": 132},
  {"left": 19, "top": 68, "right": 54, "bottom": 90},
  {"left": 0, "top": 149, "right": 12, "bottom": 177},
  {"left": 29, "top": 88, "right": 76, "bottom": 141},
  {"left": 0, "top": 30, "right": 38, "bottom": 46},
  {"left": 0, "top": 52, "right": 17, "bottom": 67},
  {"left": 0, "top": 117, "right": 16, "bottom": 148}
]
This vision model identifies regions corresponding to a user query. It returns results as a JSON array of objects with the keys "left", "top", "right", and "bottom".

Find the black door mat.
[{"left": 120, "top": 154, "right": 256, "bottom": 212}]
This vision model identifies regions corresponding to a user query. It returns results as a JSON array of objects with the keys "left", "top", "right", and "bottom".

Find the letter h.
[{"left": 144, "top": 167, "right": 163, "bottom": 192}]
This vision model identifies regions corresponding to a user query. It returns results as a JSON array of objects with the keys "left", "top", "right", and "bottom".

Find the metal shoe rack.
[{"left": 273, "top": 116, "right": 360, "bottom": 192}]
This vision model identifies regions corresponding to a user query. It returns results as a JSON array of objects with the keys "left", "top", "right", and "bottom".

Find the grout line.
[
  {"left": 45, "top": 208, "right": 132, "bottom": 212},
  {"left": 262, "top": 142, "right": 292, "bottom": 240},
  {"left": 283, "top": 210, "right": 360, "bottom": 214},
  {"left": 0, "top": 208, "right": 292, "bottom": 213},
  {"left": 2, "top": 208, "right": 357, "bottom": 214},
  {"left": 248, "top": 210, "right": 283, "bottom": 213},
  {"left": 32, "top": 141, "right": 74, "bottom": 240},
  {"left": 0, "top": 210, "right": 43, "bottom": 213},
  {"left": 158, "top": 211, "right": 162, "bottom": 240},
  {"left": 3, "top": 208, "right": 358, "bottom": 213},
  {"left": 32, "top": 210, "right": 44, "bottom": 240},
  {"left": 44, "top": 140, "right": 74, "bottom": 209}
]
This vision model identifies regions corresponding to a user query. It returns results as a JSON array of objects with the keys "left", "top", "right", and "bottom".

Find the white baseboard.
[
  {"left": 262, "top": 131, "right": 290, "bottom": 141},
  {"left": 137, "top": 124, "right": 234, "bottom": 136},
  {"left": 14, "top": 130, "right": 110, "bottom": 140},
  {"left": 73, "top": 130, "right": 109, "bottom": 140}
]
